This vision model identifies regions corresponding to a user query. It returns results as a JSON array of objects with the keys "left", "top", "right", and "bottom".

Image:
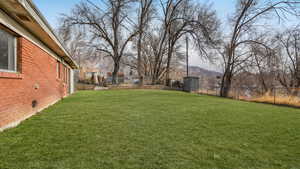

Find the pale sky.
[
  {"left": 32, "top": 0, "right": 235, "bottom": 26},
  {"left": 32, "top": 0, "right": 298, "bottom": 72}
]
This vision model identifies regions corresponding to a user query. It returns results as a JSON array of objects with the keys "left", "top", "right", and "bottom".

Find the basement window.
[{"left": 0, "top": 28, "right": 17, "bottom": 72}]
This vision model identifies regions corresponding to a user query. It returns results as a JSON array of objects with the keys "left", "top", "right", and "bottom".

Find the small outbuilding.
[{"left": 183, "top": 76, "right": 200, "bottom": 92}]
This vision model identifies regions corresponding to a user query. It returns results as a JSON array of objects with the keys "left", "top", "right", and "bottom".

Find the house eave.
[{"left": 0, "top": 0, "right": 78, "bottom": 69}]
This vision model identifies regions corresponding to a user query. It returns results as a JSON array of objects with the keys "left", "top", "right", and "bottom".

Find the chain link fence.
[{"left": 198, "top": 86, "right": 300, "bottom": 107}]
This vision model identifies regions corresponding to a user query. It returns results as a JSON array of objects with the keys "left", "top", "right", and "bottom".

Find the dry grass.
[
  {"left": 198, "top": 89, "right": 219, "bottom": 95},
  {"left": 108, "top": 84, "right": 167, "bottom": 90},
  {"left": 250, "top": 94, "right": 300, "bottom": 107},
  {"left": 76, "top": 83, "right": 97, "bottom": 90},
  {"left": 198, "top": 89, "right": 300, "bottom": 107}
]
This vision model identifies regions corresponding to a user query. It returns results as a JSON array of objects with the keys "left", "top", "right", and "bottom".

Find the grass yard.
[{"left": 0, "top": 90, "right": 299, "bottom": 169}]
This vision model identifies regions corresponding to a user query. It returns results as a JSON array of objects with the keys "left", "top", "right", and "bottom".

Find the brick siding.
[{"left": 0, "top": 37, "right": 70, "bottom": 129}]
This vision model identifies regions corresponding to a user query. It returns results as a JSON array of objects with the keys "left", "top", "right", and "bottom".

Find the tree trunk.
[
  {"left": 151, "top": 74, "right": 158, "bottom": 85},
  {"left": 112, "top": 62, "right": 120, "bottom": 85},
  {"left": 137, "top": 31, "right": 143, "bottom": 86},
  {"left": 152, "top": 55, "right": 160, "bottom": 85},
  {"left": 165, "top": 46, "right": 172, "bottom": 86},
  {"left": 220, "top": 46, "right": 235, "bottom": 97},
  {"left": 220, "top": 69, "right": 232, "bottom": 97},
  {"left": 260, "top": 76, "right": 268, "bottom": 94}
]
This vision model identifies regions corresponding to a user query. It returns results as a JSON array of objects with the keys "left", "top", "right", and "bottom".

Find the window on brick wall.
[
  {"left": 65, "top": 67, "right": 68, "bottom": 83},
  {"left": 57, "top": 61, "right": 61, "bottom": 79},
  {"left": 63, "top": 66, "right": 65, "bottom": 82},
  {"left": 62, "top": 65, "right": 66, "bottom": 83},
  {"left": 64, "top": 66, "right": 68, "bottom": 83},
  {"left": 62, "top": 65, "right": 65, "bottom": 82},
  {"left": 0, "top": 28, "right": 17, "bottom": 72},
  {"left": 67, "top": 68, "right": 69, "bottom": 84}
]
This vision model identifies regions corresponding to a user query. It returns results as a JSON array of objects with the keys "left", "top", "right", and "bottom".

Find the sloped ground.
[{"left": 0, "top": 90, "right": 299, "bottom": 169}]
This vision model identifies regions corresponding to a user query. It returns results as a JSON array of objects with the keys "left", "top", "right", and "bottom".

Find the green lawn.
[{"left": 0, "top": 90, "right": 299, "bottom": 169}]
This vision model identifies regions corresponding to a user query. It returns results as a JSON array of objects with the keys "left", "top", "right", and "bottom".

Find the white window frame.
[{"left": 0, "top": 30, "right": 17, "bottom": 73}]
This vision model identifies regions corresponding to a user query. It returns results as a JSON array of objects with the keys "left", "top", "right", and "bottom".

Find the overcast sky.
[{"left": 32, "top": 0, "right": 298, "bottom": 72}]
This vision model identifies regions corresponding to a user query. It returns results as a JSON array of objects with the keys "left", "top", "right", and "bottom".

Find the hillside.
[{"left": 188, "top": 66, "right": 222, "bottom": 78}]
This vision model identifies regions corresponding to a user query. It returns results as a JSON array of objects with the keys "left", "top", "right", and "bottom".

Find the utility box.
[{"left": 183, "top": 76, "right": 200, "bottom": 92}]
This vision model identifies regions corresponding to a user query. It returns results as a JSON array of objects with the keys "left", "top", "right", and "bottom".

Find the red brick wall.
[{"left": 0, "top": 37, "right": 70, "bottom": 129}]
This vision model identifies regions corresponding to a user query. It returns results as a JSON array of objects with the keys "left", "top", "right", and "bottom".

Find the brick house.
[{"left": 0, "top": 0, "right": 78, "bottom": 131}]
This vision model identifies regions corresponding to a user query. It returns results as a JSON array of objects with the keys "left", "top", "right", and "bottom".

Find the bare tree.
[
  {"left": 251, "top": 46, "right": 273, "bottom": 93},
  {"left": 136, "top": 0, "right": 154, "bottom": 86},
  {"left": 220, "top": 0, "right": 300, "bottom": 97},
  {"left": 58, "top": 27, "right": 93, "bottom": 66},
  {"left": 61, "top": 0, "right": 138, "bottom": 84},
  {"left": 164, "top": 1, "right": 220, "bottom": 86},
  {"left": 128, "top": 28, "right": 185, "bottom": 84},
  {"left": 151, "top": 0, "right": 220, "bottom": 85},
  {"left": 276, "top": 27, "right": 300, "bottom": 96}
]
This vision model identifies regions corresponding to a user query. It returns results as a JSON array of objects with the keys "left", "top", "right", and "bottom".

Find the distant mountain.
[{"left": 188, "top": 66, "right": 222, "bottom": 78}]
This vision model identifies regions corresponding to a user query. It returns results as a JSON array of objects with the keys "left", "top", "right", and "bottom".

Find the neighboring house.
[
  {"left": 0, "top": 0, "right": 78, "bottom": 130},
  {"left": 106, "top": 72, "right": 125, "bottom": 84},
  {"left": 79, "top": 67, "right": 103, "bottom": 84}
]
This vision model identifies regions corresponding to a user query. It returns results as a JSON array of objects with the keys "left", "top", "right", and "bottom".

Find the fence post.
[{"left": 273, "top": 87, "right": 276, "bottom": 104}]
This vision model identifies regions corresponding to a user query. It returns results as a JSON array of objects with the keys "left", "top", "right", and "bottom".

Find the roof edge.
[{"left": 19, "top": 0, "right": 78, "bottom": 69}]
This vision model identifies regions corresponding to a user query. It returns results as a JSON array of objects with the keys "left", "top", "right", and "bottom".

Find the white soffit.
[{"left": 0, "top": 0, "right": 78, "bottom": 69}]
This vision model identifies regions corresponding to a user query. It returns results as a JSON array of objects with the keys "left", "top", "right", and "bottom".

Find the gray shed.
[{"left": 183, "top": 77, "right": 200, "bottom": 92}]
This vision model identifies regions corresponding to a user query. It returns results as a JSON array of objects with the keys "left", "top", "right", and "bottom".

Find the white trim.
[
  {"left": 20, "top": 0, "right": 78, "bottom": 69},
  {"left": 14, "top": 37, "right": 17, "bottom": 71},
  {"left": 0, "top": 9, "right": 72, "bottom": 69},
  {"left": 0, "top": 69, "right": 17, "bottom": 73},
  {"left": 21, "top": 0, "right": 71, "bottom": 59},
  {"left": 70, "top": 69, "right": 75, "bottom": 94},
  {"left": 0, "top": 28, "right": 17, "bottom": 72},
  {"left": 56, "top": 61, "right": 59, "bottom": 78}
]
